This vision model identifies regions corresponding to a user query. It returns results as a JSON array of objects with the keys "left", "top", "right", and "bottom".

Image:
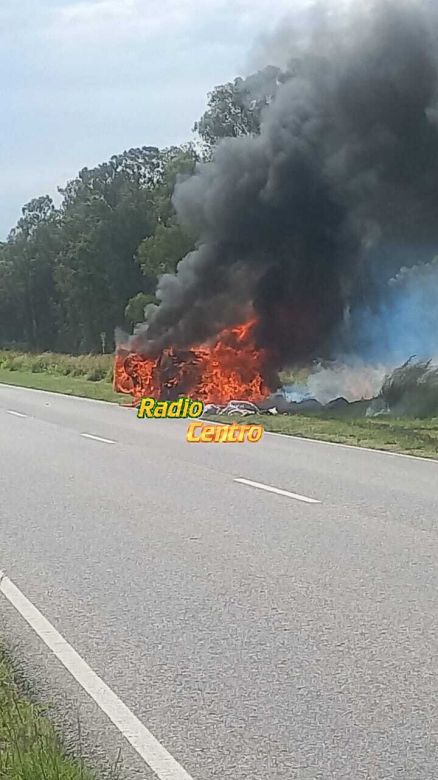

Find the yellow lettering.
[
  {"left": 154, "top": 401, "right": 167, "bottom": 418},
  {"left": 200, "top": 424, "right": 215, "bottom": 442},
  {"left": 189, "top": 400, "right": 204, "bottom": 418},
  {"left": 247, "top": 425, "right": 264, "bottom": 442},
  {"left": 214, "top": 426, "right": 229, "bottom": 442},
  {"left": 186, "top": 422, "right": 203, "bottom": 442},
  {"left": 228, "top": 423, "right": 240, "bottom": 442},
  {"left": 137, "top": 397, "right": 155, "bottom": 419},
  {"left": 236, "top": 425, "right": 246, "bottom": 442},
  {"left": 167, "top": 399, "right": 183, "bottom": 418},
  {"left": 186, "top": 422, "right": 263, "bottom": 443}
]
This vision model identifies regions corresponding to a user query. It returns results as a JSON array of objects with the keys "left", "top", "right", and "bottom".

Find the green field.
[
  {"left": 0, "top": 650, "right": 99, "bottom": 780},
  {"left": 210, "top": 413, "right": 438, "bottom": 459},
  {"left": 0, "top": 350, "right": 126, "bottom": 403},
  {"left": 0, "top": 350, "right": 114, "bottom": 378},
  {"left": 0, "top": 368, "right": 125, "bottom": 403}
]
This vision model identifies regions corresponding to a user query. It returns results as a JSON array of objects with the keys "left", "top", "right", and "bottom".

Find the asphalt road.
[{"left": 1, "top": 383, "right": 438, "bottom": 780}]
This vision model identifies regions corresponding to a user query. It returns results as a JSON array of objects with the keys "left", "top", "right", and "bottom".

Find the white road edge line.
[
  {"left": 262, "top": 429, "right": 438, "bottom": 464},
  {"left": 6, "top": 410, "right": 27, "bottom": 418},
  {"left": 235, "top": 478, "right": 320, "bottom": 504},
  {"left": 204, "top": 418, "right": 438, "bottom": 465},
  {"left": 80, "top": 433, "right": 115, "bottom": 444},
  {"left": 0, "top": 571, "right": 195, "bottom": 780},
  {"left": 0, "top": 382, "right": 125, "bottom": 408},
  {"left": 2, "top": 383, "right": 436, "bottom": 465}
]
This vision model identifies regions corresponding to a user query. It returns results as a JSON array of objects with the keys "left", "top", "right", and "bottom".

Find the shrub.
[
  {"left": 0, "top": 349, "right": 114, "bottom": 382},
  {"left": 381, "top": 358, "right": 438, "bottom": 417},
  {"left": 85, "top": 367, "right": 108, "bottom": 382}
]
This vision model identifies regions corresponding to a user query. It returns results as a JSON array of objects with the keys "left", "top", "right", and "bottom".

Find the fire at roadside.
[
  {"left": 114, "top": 320, "right": 275, "bottom": 406},
  {"left": 114, "top": 3, "right": 438, "bottom": 416},
  {"left": 114, "top": 332, "right": 438, "bottom": 420}
]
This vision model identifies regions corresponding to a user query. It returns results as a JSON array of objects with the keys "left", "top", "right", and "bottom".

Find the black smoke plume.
[{"left": 131, "top": 0, "right": 438, "bottom": 369}]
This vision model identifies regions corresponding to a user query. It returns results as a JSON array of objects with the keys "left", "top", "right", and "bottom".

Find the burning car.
[{"left": 113, "top": 320, "right": 274, "bottom": 406}]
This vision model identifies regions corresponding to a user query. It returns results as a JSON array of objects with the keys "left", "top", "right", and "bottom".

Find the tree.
[
  {"left": 0, "top": 144, "right": 200, "bottom": 351},
  {"left": 193, "top": 66, "right": 281, "bottom": 149},
  {"left": 135, "top": 147, "right": 198, "bottom": 301},
  {"left": 124, "top": 292, "right": 157, "bottom": 327},
  {"left": 137, "top": 221, "right": 194, "bottom": 282},
  {"left": 0, "top": 61, "right": 291, "bottom": 353},
  {"left": 0, "top": 197, "right": 60, "bottom": 349},
  {"left": 54, "top": 155, "right": 155, "bottom": 352}
]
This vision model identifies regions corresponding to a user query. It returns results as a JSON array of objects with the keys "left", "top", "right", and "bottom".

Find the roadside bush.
[
  {"left": 0, "top": 353, "right": 19, "bottom": 370},
  {"left": 85, "top": 367, "right": 108, "bottom": 382},
  {"left": 0, "top": 350, "right": 114, "bottom": 382},
  {"left": 380, "top": 358, "right": 438, "bottom": 417},
  {"left": 30, "top": 355, "right": 55, "bottom": 373},
  {"left": 9, "top": 356, "right": 26, "bottom": 372}
]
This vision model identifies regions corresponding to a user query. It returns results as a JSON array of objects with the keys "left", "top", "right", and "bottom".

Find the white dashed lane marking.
[
  {"left": 235, "top": 478, "right": 321, "bottom": 504},
  {"left": 80, "top": 433, "right": 116, "bottom": 445}
]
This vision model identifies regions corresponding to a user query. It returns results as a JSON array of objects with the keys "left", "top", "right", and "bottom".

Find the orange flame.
[{"left": 113, "top": 320, "right": 272, "bottom": 405}]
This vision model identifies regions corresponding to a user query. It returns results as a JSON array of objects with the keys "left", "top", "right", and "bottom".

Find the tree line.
[{"left": 0, "top": 67, "right": 278, "bottom": 354}]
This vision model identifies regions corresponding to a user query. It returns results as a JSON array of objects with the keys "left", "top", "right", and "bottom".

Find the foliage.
[
  {"left": 0, "top": 196, "right": 61, "bottom": 351},
  {"left": 124, "top": 292, "right": 157, "bottom": 326},
  {"left": 0, "top": 349, "right": 113, "bottom": 380},
  {"left": 193, "top": 66, "right": 280, "bottom": 149},
  {"left": 0, "top": 67, "right": 272, "bottom": 354},
  {"left": 380, "top": 358, "right": 438, "bottom": 417},
  {"left": 0, "top": 147, "right": 199, "bottom": 354},
  {"left": 135, "top": 147, "right": 197, "bottom": 285},
  {"left": 137, "top": 220, "right": 194, "bottom": 281},
  {"left": 0, "top": 651, "right": 100, "bottom": 780}
]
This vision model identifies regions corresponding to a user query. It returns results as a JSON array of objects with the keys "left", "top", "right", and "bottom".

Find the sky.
[{"left": 0, "top": 0, "right": 296, "bottom": 239}]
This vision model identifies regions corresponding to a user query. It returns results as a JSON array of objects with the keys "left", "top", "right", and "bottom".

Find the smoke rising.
[
  {"left": 131, "top": 0, "right": 438, "bottom": 372},
  {"left": 346, "top": 259, "right": 438, "bottom": 363}
]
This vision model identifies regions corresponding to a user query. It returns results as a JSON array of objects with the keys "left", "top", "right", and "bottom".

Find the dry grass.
[
  {"left": 0, "top": 350, "right": 128, "bottom": 402},
  {"left": 0, "top": 351, "right": 113, "bottom": 383}
]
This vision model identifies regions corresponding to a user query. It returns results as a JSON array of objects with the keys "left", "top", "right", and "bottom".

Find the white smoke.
[
  {"left": 306, "top": 362, "right": 387, "bottom": 403},
  {"left": 283, "top": 361, "right": 387, "bottom": 403}
]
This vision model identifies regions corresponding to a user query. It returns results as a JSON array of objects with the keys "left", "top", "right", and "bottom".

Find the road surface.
[{"left": 0, "top": 383, "right": 437, "bottom": 780}]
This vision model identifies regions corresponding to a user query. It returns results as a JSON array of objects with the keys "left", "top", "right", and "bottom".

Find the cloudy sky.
[{"left": 0, "top": 0, "right": 295, "bottom": 238}]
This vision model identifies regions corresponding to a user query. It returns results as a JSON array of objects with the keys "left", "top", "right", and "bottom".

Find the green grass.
[
  {"left": 210, "top": 413, "right": 438, "bottom": 459},
  {"left": 0, "top": 650, "right": 99, "bottom": 780},
  {"left": 0, "top": 350, "right": 114, "bottom": 381},
  {"left": 0, "top": 368, "right": 126, "bottom": 403},
  {"left": 0, "top": 349, "right": 129, "bottom": 402}
]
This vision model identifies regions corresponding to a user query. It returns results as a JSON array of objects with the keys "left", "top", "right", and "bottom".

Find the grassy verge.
[
  {"left": 0, "top": 650, "right": 98, "bottom": 780},
  {"left": 0, "top": 351, "right": 113, "bottom": 380},
  {"left": 0, "top": 368, "right": 126, "bottom": 403},
  {"left": 0, "top": 350, "right": 127, "bottom": 402},
  {"left": 1, "top": 350, "right": 437, "bottom": 457},
  {"left": 210, "top": 414, "right": 438, "bottom": 459}
]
